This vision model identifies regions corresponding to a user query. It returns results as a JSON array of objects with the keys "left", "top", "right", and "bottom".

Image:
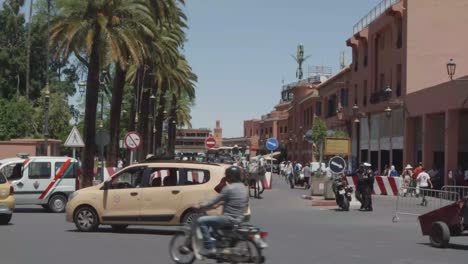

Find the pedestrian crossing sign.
[{"left": 64, "top": 126, "right": 85, "bottom": 147}]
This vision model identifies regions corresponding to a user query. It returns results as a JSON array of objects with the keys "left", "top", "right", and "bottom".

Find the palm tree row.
[{"left": 50, "top": 0, "right": 196, "bottom": 187}]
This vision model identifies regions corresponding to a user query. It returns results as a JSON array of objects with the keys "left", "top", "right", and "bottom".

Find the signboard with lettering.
[{"left": 324, "top": 137, "right": 350, "bottom": 156}]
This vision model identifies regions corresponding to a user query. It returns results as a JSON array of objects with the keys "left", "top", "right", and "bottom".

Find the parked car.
[
  {"left": 66, "top": 161, "right": 251, "bottom": 232},
  {"left": 0, "top": 156, "right": 80, "bottom": 213},
  {"left": 0, "top": 171, "right": 14, "bottom": 225}
]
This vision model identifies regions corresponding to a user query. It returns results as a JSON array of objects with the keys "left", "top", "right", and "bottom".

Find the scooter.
[{"left": 333, "top": 178, "right": 353, "bottom": 211}]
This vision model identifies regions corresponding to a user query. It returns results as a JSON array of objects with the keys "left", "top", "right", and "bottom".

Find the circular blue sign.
[
  {"left": 328, "top": 156, "right": 346, "bottom": 174},
  {"left": 266, "top": 138, "right": 279, "bottom": 151}
]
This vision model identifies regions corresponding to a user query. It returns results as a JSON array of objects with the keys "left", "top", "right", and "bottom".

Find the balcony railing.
[{"left": 352, "top": 0, "right": 401, "bottom": 35}]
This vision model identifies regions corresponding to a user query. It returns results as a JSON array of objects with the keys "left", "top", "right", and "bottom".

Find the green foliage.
[
  {"left": 0, "top": 96, "right": 35, "bottom": 140},
  {"left": 311, "top": 118, "right": 327, "bottom": 144},
  {"left": 34, "top": 92, "right": 72, "bottom": 141},
  {"left": 330, "top": 129, "right": 349, "bottom": 139}
]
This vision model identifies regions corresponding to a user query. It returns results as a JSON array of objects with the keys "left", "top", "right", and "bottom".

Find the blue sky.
[{"left": 183, "top": 0, "right": 381, "bottom": 137}]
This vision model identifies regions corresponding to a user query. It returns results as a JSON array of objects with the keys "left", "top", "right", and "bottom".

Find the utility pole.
[
  {"left": 25, "top": 0, "right": 34, "bottom": 99},
  {"left": 44, "top": 0, "right": 51, "bottom": 156}
]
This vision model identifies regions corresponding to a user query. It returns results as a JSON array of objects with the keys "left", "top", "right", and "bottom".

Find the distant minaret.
[
  {"left": 213, "top": 120, "right": 223, "bottom": 147},
  {"left": 339, "top": 51, "right": 347, "bottom": 69}
]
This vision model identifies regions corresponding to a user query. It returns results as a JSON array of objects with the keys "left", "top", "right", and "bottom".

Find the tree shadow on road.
[
  {"left": 14, "top": 208, "right": 48, "bottom": 213},
  {"left": 67, "top": 227, "right": 179, "bottom": 236},
  {"left": 418, "top": 242, "right": 468, "bottom": 250}
]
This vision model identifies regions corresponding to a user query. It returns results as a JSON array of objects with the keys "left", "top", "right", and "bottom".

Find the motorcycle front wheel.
[
  {"left": 169, "top": 233, "right": 196, "bottom": 264},
  {"left": 341, "top": 196, "right": 350, "bottom": 211},
  {"left": 232, "top": 240, "right": 264, "bottom": 264}
]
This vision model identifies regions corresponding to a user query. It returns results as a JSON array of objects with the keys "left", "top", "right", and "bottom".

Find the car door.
[
  {"left": 1, "top": 161, "right": 27, "bottom": 204},
  {"left": 101, "top": 166, "right": 147, "bottom": 224},
  {"left": 139, "top": 167, "right": 184, "bottom": 224}
]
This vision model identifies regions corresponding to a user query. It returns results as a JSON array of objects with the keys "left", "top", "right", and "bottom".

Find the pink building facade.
[{"left": 244, "top": 0, "right": 468, "bottom": 186}]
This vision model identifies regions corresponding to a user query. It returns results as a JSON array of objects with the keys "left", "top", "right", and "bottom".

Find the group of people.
[
  {"left": 400, "top": 163, "right": 434, "bottom": 205},
  {"left": 280, "top": 161, "right": 312, "bottom": 189}
]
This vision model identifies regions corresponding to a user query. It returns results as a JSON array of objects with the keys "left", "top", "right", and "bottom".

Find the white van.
[{"left": 0, "top": 156, "right": 79, "bottom": 213}]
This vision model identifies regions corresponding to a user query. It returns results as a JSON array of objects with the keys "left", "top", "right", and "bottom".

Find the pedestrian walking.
[
  {"left": 302, "top": 163, "right": 311, "bottom": 189},
  {"left": 417, "top": 167, "right": 433, "bottom": 206},
  {"left": 117, "top": 158, "right": 123, "bottom": 171},
  {"left": 413, "top": 162, "right": 423, "bottom": 197},
  {"left": 382, "top": 164, "right": 389, "bottom": 177},
  {"left": 388, "top": 165, "right": 398, "bottom": 177},
  {"left": 401, "top": 164, "right": 413, "bottom": 196},
  {"left": 285, "top": 161, "right": 294, "bottom": 188}
]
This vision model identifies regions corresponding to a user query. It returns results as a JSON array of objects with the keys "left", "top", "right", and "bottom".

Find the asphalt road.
[{"left": 1, "top": 176, "right": 468, "bottom": 264}]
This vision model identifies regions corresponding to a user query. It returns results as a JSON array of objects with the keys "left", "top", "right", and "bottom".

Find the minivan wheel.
[
  {"left": 48, "top": 194, "right": 67, "bottom": 213},
  {"left": 74, "top": 206, "right": 99, "bottom": 232},
  {"left": 181, "top": 211, "right": 200, "bottom": 226},
  {"left": 0, "top": 215, "right": 12, "bottom": 225}
]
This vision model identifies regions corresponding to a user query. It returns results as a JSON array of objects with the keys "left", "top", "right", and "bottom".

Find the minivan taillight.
[{"left": 9, "top": 186, "right": 14, "bottom": 195}]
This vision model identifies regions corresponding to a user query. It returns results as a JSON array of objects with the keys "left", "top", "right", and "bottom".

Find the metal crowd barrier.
[
  {"left": 392, "top": 187, "right": 459, "bottom": 223},
  {"left": 441, "top": 185, "right": 468, "bottom": 199}
]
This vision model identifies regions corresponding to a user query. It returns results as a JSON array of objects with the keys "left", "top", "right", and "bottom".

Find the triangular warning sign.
[{"left": 64, "top": 126, "right": 85, "bottom": 147}]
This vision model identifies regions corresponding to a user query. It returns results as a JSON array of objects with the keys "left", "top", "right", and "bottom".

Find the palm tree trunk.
[
  {"left": 154, "top": 80, "right": 168, "bottom": 155},
  {"left": 167, "top": 93, "right": 177, "bottom": 157},
  {"left": 106, "top": 64, "right": 126, "bottom": 167},
  {"left": 138, "top": 88, "right": 150, "bottom": 160},
  {"left": 81, "top": 26, "right": 101, "bottom": 188}
]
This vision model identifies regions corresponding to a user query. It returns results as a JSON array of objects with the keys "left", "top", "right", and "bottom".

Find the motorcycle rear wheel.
[
  {"left": 169, "top": 233, "right": 196, "bottom": 264},
  {"left": 232, "top": 240, "right": 263, "bottom": 264}
]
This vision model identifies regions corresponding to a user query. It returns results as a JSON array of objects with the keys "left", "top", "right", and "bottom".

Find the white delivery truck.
[{"left": 0, "top": 156, "right": 79, "bottom": 213}]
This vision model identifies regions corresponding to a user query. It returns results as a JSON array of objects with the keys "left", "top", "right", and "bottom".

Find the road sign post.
[{"left": 124, "top": 132, "right": 142, "bottom": 165}]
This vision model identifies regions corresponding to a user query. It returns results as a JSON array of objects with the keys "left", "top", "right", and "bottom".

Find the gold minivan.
[
  {"left": 66, "top": 161, "right": 247, "bottom": 232},
  {"left": 0, "top": 171, "right": 15, "bottom": 225}
]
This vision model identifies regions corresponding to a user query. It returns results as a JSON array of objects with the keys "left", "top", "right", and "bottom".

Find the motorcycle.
[
  {"left": 333, "top": 178, "right": 353, "bottom": 211},
  {"left": 169, "top": 212, "right": 268, "bottom": 264}
]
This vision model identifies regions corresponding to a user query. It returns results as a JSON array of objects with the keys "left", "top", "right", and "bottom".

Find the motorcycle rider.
[{"left": 192, "top": 166, "right": 249, "bottom": 256}]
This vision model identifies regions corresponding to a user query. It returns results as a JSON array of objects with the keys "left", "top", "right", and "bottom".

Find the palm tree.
[
  {"left": 50, "top": 0, "right": 154, "bottom": 187},
  {"left": 166, "top": 56, "right": 196, "bottom": 155},
  {"left": 106, "top": 0, "right": 187, "bottom": 166}
]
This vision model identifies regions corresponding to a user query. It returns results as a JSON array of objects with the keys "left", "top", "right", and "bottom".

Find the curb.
[{"left": 301, "top": 195, "right": 314, "bottom": 200}]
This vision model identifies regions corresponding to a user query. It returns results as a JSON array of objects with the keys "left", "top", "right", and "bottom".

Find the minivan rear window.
[{"left": 29, "top": 162, "right": 52, "bottom": 179}]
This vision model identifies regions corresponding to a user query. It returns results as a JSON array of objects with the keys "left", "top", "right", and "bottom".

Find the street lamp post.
[
  {"left": 43, "top": 0, "right": 51, "bottom": 156},
  {"left": 384, "top": 86, "right": 393, "bottom": 167}
]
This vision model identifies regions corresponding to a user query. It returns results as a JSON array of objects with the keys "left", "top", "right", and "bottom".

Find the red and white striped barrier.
[
  {"left": 260, "top": 172, "right": 273, "bottom": 190},
  {"left": 342, "top": 176, "right": 401, "bottom": 196}
]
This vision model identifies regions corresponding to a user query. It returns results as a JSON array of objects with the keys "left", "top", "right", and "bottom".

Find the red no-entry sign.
[
  {"left": 124, "top": 131, "right": 142, "bottom": 150},
  {"left": 205, "top": 137, "right": 216, "bottom": 149}
]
